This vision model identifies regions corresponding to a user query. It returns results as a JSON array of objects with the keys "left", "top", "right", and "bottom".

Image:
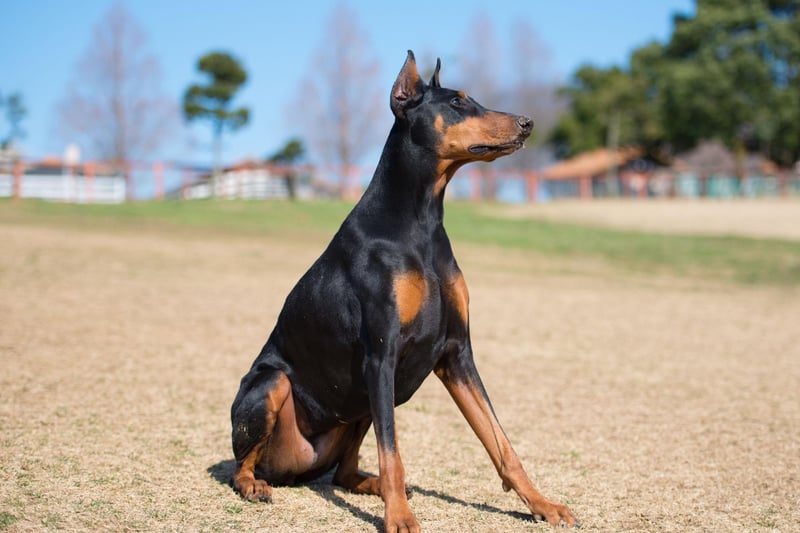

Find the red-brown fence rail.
[{"left": 1, "top": 160, "right": 798, "bottom": 203}]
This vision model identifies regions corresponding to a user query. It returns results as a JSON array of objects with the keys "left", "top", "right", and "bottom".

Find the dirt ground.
[
  {"left": 1, "top": 210, "right": 799, "bottom": 532},
  {"left": 490, "top": 198, "right": 800, "bottom": 240}
]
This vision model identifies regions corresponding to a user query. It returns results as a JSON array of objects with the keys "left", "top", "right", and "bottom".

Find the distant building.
[
  {"left": 183, "top": 160, "right": 334, "bottom": 200},
  {"left": 673, "top": 141, "right": 784, "bottom": 197},
  {"left": 541, "top": 147, "right": 645, "bottom": 199},
  {"left": 539, "top": 144, "right": 798, "bottom": 199}
]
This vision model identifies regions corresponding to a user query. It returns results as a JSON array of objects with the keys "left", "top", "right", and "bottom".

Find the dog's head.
[{"left": 390, "top": 50, "right": 533, "bottom": 166}]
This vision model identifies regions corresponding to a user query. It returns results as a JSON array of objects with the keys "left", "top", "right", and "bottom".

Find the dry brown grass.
[
  {"left": 489, "top": 198, "right": 800, "bottom": 240},
  {"left": 1, "top": 212, "right": 798, "bottom": 532}
]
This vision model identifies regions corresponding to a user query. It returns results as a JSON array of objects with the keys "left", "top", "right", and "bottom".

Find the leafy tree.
[
  {"left": 660, "top": 0, "right": 800, "bottom": 166},
  {"left": 551, "top": 65, "right": 661, "bottom": 160},
  {"left": 553, "top": 0, "right": 800, "bottom": 167},
  {"left": 267, "top": 138, "right": 306, "bottom": 165},
  {"left": 267, "top": 137, "right": 307, "bottom": 200},
  {"left": 183, "top": 52, "right": 250, "bottom": 183},
  {"left": 0, "top": 91, "right": 27, "bottom": 150}
]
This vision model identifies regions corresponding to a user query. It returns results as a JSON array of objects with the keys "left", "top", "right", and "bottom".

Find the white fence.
[
  {"left": 0, "top": 171, "right": 126, "bottom": 203},
  {"left": 186, "top": 169, "right": 293, "bottom": 200}
]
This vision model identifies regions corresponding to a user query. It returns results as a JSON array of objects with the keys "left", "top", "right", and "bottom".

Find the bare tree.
[
  {"left": 56, "top": 2, "right": 176, "bottom": 198},
  {"left": 456, "top": 13, "right": 502, "bottom": 105},
  {"left": 454, "top": 17, "right": 567, "bottom": 201},
  {"left": 506, "top": 20, "right": 567, "bottom": 170},
  {"left": 456, "top": 13, "right": 503, "bottom": 199},
  {"left": 291, "top": 3, "right": 384, "bottom": 197}
]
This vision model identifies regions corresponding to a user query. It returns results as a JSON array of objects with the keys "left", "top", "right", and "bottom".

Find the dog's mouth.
[{"left": 468, "top": 139, "right": 525, "bottom": 155}]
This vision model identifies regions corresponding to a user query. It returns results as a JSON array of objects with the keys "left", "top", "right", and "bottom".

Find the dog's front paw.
[
  {"left": 530, "top": 499, "right": 580, "bottom": 528},
  {"left": 232, "top": 477, "right": 273, "bottom": 503},
  {"left": 384, "top": 503, "right": 420, "bottom": 533}
]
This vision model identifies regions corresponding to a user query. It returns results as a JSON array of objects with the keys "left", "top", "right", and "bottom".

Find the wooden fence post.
[
  {"left": 85, "top": 162, "right": 95, "bottom": 203},
  {"left": 525, "top": 171, "right": 539, "bottom": 203},
  {"left": 579, "top": 174, "right": 592, "bottom": 199},
  {"left": 470, "top": 169, "right": 481, "bottom": 201},
  {"left": 13, "top": 160, "right": 23, "bottom": 200},
  {"left": 153, "top": 162, "right": 164, "bottom": 200},
  {"left": 778, "top": 171, "right": 787, "bottom": 197},
  {"left": 185, "top": 169, "right": 194, "bottom": 199},
  {"left": 124, "top": 161, "right": 133, "bottom": 202}
]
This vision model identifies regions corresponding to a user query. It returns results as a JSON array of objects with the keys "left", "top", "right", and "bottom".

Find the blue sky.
[{"left": 0, "top": 0, "right": 694, "bottom": 167}]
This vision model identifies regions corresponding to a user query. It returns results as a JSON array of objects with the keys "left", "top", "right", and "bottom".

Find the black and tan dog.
[{"left": 230, "top": 51, "right": 578, "bottom": 532}]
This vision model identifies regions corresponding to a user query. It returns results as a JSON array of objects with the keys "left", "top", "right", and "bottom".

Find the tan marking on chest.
[
  {"left": 446, "top": 272, "right": 469, "bottom": 324},
  {"left": 393, "top": 272, "right": 428, "bottom": 325}
]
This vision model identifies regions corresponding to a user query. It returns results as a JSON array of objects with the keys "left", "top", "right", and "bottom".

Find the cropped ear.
[
  {"left": 390, "top": 50, "right": 425, "bottom": 118},
  {"left": 430, "top": 58, "right": 441, "bottom": 88}
]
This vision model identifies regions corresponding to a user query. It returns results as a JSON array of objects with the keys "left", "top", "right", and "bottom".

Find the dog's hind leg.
[
  {"left": 332, "top": 418, "right": 383, "bottom": 496},
  {"left": 230, "top": 368, "right": 315, "bottom": 502}
]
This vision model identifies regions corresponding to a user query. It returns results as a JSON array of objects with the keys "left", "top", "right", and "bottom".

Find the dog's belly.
[
  {"left": 393, "top": 331, "right": 449, "bottom": 404},
  {"left": 283, "top": 326, "right": 446, "bottom": 428},
  {"left": 275, "top": 307, "right": 450, "bottom": 433}
]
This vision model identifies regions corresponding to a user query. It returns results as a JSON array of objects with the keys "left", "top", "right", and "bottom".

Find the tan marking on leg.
[
  {"left": 446, "top": 272, "right": 469, "bottom": 324},
  {"left": 436, "top": 376, "right": 578, "bottom": 527},
  {"left": 265, "top": 374, "right": 316, "bottom": 476},
  {"left": 231, "top": 446, "right": 272, "bottom": 503},
  {"left": 232, "top": 435, "right": 273, "bottom": 502},
  {"left": 378, "top": 444, "right": 419, "bottom": 533},
  {"left": 333, "top": 420, "right": 382, "bottom": 496},
  {"left": 233, "top": 372, "right": 318, "bottom": 496},
  {"left": 393, "top": 272, "right": 427, "bottom": 325}
]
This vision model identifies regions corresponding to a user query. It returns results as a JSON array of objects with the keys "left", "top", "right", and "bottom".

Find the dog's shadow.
[
  {"left": 207, "top": 460, "right": 382, "bottom": 531},
  {"left": 207, "top": 460, "right": 534, "bottom": 531}
]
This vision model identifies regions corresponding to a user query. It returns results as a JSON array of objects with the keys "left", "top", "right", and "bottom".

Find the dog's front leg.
[
  {"left": 434, "top": 347, "right": 579, "bottom": 528},
  {"left": 364, "top": 347, "right": 420, "bottom": 533}
]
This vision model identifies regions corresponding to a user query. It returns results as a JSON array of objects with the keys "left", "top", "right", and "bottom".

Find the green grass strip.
[{"left": 2, "top": 199, "right": 798, "bottom": 285}]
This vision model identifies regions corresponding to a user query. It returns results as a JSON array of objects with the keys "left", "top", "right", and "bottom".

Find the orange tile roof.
[{"left": 543, "top": 147, "right": 641, "bottom": 180}]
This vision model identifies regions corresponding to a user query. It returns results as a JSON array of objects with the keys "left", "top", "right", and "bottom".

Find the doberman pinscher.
[{"left": 230, "top": 51, "right": 578, "bottom": 531}]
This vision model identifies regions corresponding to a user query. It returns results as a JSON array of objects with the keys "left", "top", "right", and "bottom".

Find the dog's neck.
[{"left": 358, "top": 122, "right": 448, "bottom": 228}]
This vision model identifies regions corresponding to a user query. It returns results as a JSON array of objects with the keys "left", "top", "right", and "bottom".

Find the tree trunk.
[
  {"left": 212, "top": 124, "right": 222, "bottom": 198},
  {"left": 605, "top": 109, "right": 621, "bottom": 197}
]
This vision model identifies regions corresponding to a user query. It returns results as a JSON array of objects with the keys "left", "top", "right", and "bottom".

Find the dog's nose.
[{"left": 517, "top": 115, "right": 533, "bottom": 132}]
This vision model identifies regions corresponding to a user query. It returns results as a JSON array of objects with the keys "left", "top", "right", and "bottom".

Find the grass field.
[
  {"left": 1, "top": 199, "right": 799, "bottom": 532},
  {"left": 3, "top": 198, "right": 799, "bottom": 285}
]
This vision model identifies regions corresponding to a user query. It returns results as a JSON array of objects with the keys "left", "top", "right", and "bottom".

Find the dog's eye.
[{"left": 450, "top": 97, "right": 466, "bottom": 108}]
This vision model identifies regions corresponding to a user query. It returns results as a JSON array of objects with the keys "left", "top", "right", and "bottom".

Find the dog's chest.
[{"left": 390, "top": 272, "right": 469, "bottom": 402}]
